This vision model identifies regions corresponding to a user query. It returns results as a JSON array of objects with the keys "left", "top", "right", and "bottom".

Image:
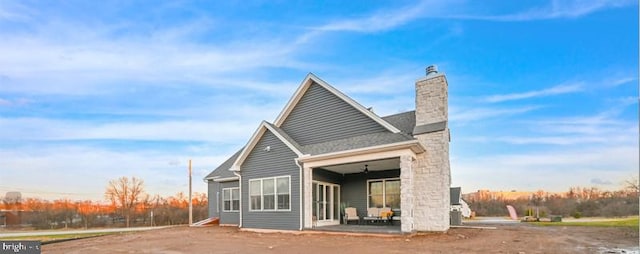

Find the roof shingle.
[{"left": 205, "top": 148, "right": 243, "bottom": 180}]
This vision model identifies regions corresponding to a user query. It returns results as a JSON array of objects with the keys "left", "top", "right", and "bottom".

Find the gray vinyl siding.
[
  {"left": 341, "top": 169, "right": 400, "bottom": 219},
  {"left": 220, "top": 181, "right": 240, "bottom": 225},
  {"left": 281, "top": 82, "right": 388, "bottom": 146},
  {"left": 241, "top": 131, "right": 300, "bottom": 230},
  {"left": 207, "top": 181, "right": 219, "bottom": 218}
]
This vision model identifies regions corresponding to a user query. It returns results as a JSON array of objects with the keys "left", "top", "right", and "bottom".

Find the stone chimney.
[
  {"left": 410, "top": 65, "right": 451, "bottom": 232},
  {"left": 415, "top": 65, "right": 447, "bottom": 127}
]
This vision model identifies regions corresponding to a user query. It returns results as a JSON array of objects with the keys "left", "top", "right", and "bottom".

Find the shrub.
[{"left": 572, "top": 211, "right": 582, "bottom": 219}]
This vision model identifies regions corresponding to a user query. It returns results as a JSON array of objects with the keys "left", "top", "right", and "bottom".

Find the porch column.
[
  {"left": 400, "top": 155, "right": 414, "bottom": 233},
  {"left": 303, "top": 166, "right": 313, "bottom": 228}
]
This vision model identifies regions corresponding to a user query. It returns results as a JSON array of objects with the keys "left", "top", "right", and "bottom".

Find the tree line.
[
  {"left": 1, "top": 176, "right": 208, "bottom": 229},
  {"left": 465, "top": 185, "right": 639, "bottom": 218}
]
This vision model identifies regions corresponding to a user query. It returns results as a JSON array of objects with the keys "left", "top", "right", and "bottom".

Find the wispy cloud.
[
  {"left": 449, "top": 105, "right": 541, "bottom": 122},
  {"left": 446, "top": 0, "right": 635, "bottom": 21},
  {"left": 484, "top": 83, "right": 583, "bottom": 103},
  {"left": 313, "top": 1, "right": 438, "bottom": 33},
  {"left": 462, "top": 101, "right": 638, "bottom": 146},
  {"left": 0, "top": 97, "right": 30, "bottom": 106},
  {"left": 0, "top": 1, "right": 33, "bottom": 22},
  {"left": 0, "top": 9, "right": 319, "bottom": 96},
  {"left": 495, "top": 134, "right": 630, "bottom": 145},
  {"left": 591, "top": 178, "right": 613, "bottom": 185},
  {"left": 606, "top": 76, "right": 637, "bottom": 87},
  {"left": 0, "top": 117, "right": 260, "bottom": 143}
]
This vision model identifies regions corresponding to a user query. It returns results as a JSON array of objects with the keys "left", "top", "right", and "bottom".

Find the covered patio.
[{"left": 298, "top": 140, "right": 426, "bottom": 233}]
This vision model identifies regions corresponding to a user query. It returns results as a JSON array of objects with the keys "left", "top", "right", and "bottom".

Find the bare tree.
[
  {"left": 105, "top": 176, "right": 146, "bottom": 227},
  {"left": 625, "top": 175, "right": 639, "bottom": 193},
  {"left": 3, "top": 192, "right": 22, "bottom": 210}
]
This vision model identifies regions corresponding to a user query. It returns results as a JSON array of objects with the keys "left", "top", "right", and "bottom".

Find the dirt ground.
[{"left": 43, "top": 223, "right": 639, "bottom": 254}]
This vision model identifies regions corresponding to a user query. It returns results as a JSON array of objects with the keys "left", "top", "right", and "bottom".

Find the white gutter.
[
  {"left": 298, "top": 140, "right": 425, "bottom": 163},
  {"left": 233, "top": 171, "right": 242, "bottom": 228},
  {"left": 295, "top": 158, "right": 303, "bottom": 231},
  {"left": 213, "top": 176, "right": 239, "bottom": 182},
  {"left": 204, "top": 175, "right": 220, "bottom": 181}
]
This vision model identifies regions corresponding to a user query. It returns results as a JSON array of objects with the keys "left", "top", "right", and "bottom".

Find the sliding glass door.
[{"left": 312, "top": 181, "right": 340, "bottom": 226}]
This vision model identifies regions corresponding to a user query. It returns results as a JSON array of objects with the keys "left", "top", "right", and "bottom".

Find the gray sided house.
[{"left": 205, "top": 66, "right": 452, "bottom": 233}]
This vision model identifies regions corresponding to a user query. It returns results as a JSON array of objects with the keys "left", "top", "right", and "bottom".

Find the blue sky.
[{"left": 0, "top": 0, "right": 637, "bottom": 201}]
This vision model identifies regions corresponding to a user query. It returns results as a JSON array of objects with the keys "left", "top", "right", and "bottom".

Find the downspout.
[
  {"left": 233, "top": 171, "right": 242, "bottom": 228},
  {"left": 295, "top": 158, "right": 303, "bottom": 231}
]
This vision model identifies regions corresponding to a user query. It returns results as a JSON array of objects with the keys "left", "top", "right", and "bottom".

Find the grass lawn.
[
  {"left": 0, "top": 232, "right": 118, "bottom": 242},
  {"left": 535, "top": 217, "right": 639, "bottom": 229}
]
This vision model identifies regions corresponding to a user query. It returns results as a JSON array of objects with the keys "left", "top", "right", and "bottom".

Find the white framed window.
[
  {"left": 249, "top": 175, "right": 291, "bottom": 211},
  {"left": 222, "top": 187, "right": 240, "bottom": 212},
  {"left": 367, "top": 178, "right": 400, "bottom": 209}
]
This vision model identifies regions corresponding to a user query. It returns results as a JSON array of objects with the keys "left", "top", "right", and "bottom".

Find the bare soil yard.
[{"left": 43, "top": 223, "right": 638, "bottom": 254}]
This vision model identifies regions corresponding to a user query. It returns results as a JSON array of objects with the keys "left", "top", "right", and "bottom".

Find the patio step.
[{"left": 190, "top": 217, "right": 219, "bottom": 227}]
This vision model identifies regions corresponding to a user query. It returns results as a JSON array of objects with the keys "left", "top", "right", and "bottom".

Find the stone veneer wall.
[
  {"left": 415, "top": 75, "right": 448, "bottom": 126},
  {"left": 412, "top": 73, "right": 451, "bottom": 232},
  {"left": 400, "top": 155, "right": 414, "bottom": 232}
]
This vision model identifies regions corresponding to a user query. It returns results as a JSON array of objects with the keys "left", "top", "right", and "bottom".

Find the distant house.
[{"left": 205, "top": 66, "right": 451, "bottom": 233}]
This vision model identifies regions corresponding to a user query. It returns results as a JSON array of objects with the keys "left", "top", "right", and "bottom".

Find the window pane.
[
  {"left": 385, "top": 180, "right": 400, "bottom": 194},
  {"left": 369, "top": 181, "right": 384, "bottom": 208},
  {"left": 276, "top": 177, "right": 289, "bottom": 210},
  {"left": 369, "top": 195, "right": 383, "bottom": 208},
  {"left": 232, "top": 200, "right": 240, "bottom": 211},
  {"left": 249, "top": 180, "right": 261, "bottom": 196},
  {"left": 223, "top": 189, "right": 231, "bottom": 201},
  {"left": 264, "top": 195, "right": 275, "bottom": 210},
  {"left": 250, "top": 180, "right": 261, "bottom": 210},
  {"left": 223, "top": 189, "right": 232, "bottom": 211},
  {"left": 370, "top": 181, "right": 383, "bottom": 195},
  {"left": 312, "top": 183, "right": 317, "bottom": 217},
  {"left": 250, "top": 196, "right": 261, "bottom": 210},
  {"left": 263, "top": 179, "right": 275, "bottom": 195},
  {"left": 385, "top": 193, "right": 400, "bottom": 209},
  {"left": 385, "top": 180, "right": 400, "bottom": 209},
  {"left": 276, "top": 177, "right": 288, "bottom": 194},
  {"left": 325, "top": 186, "right": 330, "bottom": 218},
  {"left": 232, "top": 189, "right": 239, "bottom": 200},
  {"left": 277, "top": 194, "right": 289, "bottom": 210}
]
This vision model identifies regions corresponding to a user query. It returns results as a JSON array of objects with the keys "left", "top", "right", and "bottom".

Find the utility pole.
[{"left": 188, "top": 159, "right": 193, "bottom": 225}]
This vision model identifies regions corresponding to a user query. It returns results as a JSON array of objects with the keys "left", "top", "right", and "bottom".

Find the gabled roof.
[
  {"left": 230, "top": 121, "right": 304, "bottom": 171},
  {"left": 206, "top": 74, "right": 424, "bottom": 177},
  {"left": 204, "top": 148, "right": 243, "bottom": 180},
  {"left": 273, "top": 73, "right": 401, "bottom": 134}
]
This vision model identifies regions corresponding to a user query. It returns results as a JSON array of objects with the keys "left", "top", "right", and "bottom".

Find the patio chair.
[
  {"left": 364, "top": 207, "right": 380, "bottom": 224},
  {"left": 344, "top": 207, "right": 360, "bottom": 224},
  {"left": 367, "top": 207, "right": 380, "bottom": 217}
]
